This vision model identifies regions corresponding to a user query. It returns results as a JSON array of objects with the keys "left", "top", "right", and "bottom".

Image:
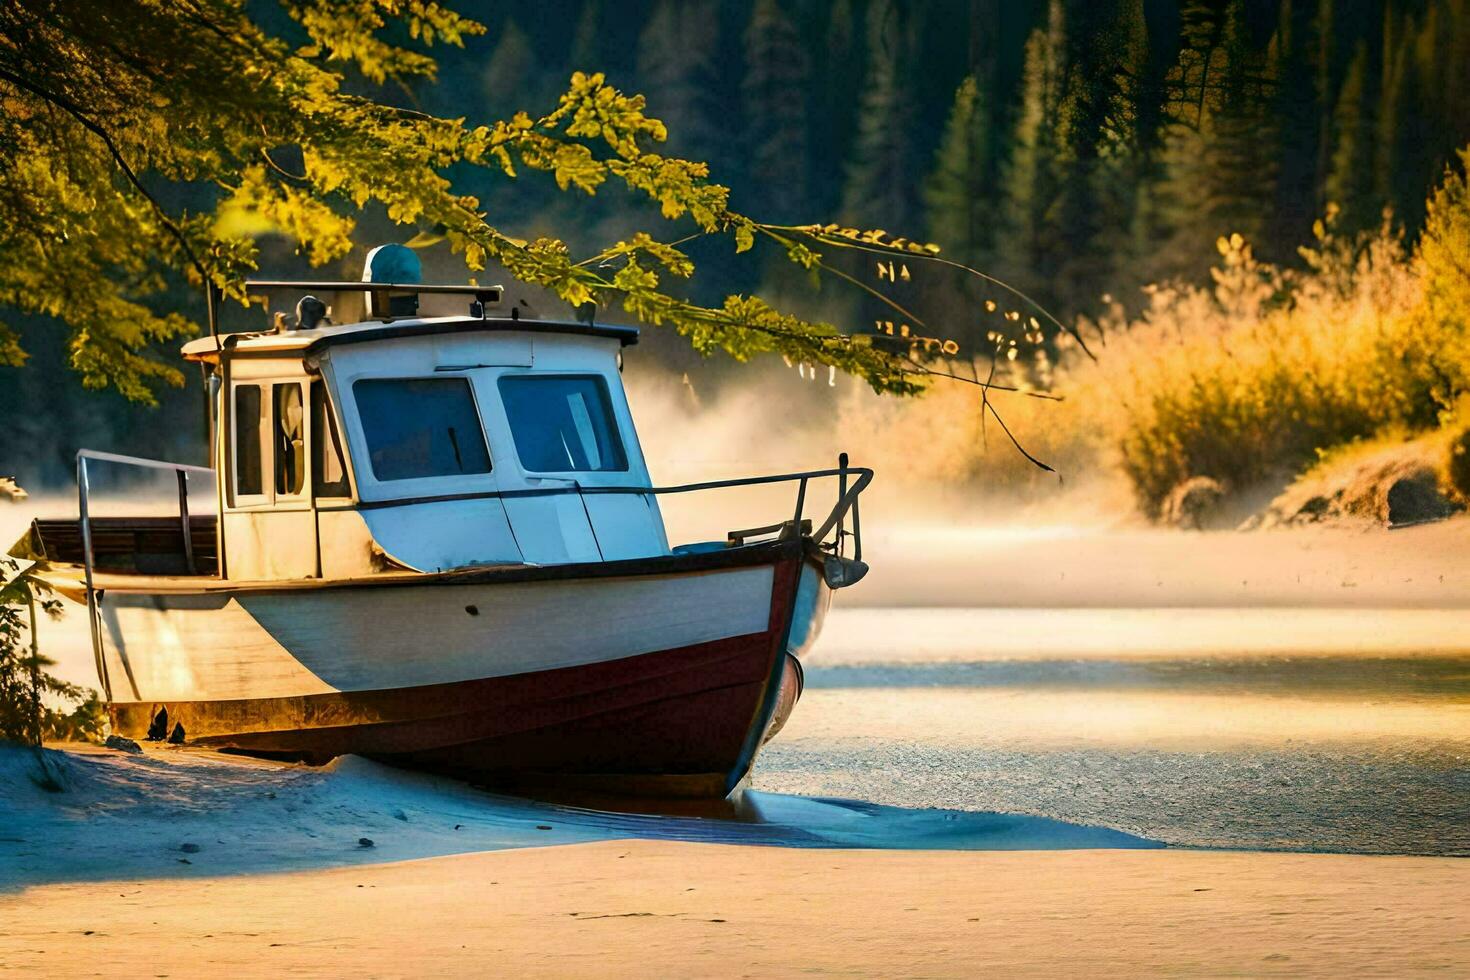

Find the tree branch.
[{"left": 0, "top": 66, "right": 210, "bottom": 288}]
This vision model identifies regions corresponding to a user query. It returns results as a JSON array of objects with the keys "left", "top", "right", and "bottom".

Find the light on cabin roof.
[{"left": 363, "top": 243, "right": 422, "bottom": 285}]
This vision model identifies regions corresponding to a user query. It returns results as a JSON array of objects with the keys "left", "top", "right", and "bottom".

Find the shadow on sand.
[{"left": 0, "top": 745, "right": 1158, "bottom": 891}]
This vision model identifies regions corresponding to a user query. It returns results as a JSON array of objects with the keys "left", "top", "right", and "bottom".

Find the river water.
[{"left": 754, "top": 606, "right": 1470, "bottom": 856}]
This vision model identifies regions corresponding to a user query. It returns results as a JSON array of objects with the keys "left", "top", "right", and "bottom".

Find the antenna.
[
  {"left": 205, "top": 280, "right": 220, "bottom": 343},
  {"left": 202, "top": 281, "right": 220, "bottom": 466}
]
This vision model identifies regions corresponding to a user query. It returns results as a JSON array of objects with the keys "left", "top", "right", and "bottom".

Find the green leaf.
[{"left": 734, "top": 223, "right": 754, "bottom": 254}]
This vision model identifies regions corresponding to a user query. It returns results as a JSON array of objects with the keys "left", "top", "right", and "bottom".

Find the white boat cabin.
[{"left": 183, "top": 270, "right": 668, "bottom": 581}]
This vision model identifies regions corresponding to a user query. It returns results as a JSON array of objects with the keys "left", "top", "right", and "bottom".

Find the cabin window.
[
  {"left": 234, "top": 384, "right": 264, "bottom": 497},
  {"left": 498, "top": 375, "right": 628, "bottom": 473},
  {"left": 274, "top": 382, "right": 306, "bottom": 496},
  {"left": 353, "top": 377, "right": 492, "bottom": 481},
  {"left": 311, "top": 382, "right": 350, "bottom": 497}
]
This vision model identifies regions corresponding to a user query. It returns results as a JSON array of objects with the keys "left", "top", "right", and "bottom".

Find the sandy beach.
[
  {"left": 1, "top": 742, "right": 1465, "bottom": 977},
  {"left": 3, "top": 841, "right": 1467, "bottom": 978},
  {"left": 4, "top": 507, "right": 1468, "bottom": 976}
]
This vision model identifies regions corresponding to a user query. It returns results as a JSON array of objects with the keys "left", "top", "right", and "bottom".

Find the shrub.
[
  {"left": 1420, "top": 146, "right": 1470, "bottom": 358},
  {"left": 1, "top": 554, "right": 101, "bottom": 746},
  {"left": 1073, "top": 206, "right": 1470, "bottom": 517},
  {"left": 1448, "top": 425, "right": 1470, "bottom": 502}
]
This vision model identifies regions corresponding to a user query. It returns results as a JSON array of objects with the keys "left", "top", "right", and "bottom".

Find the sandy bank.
[
  {"left": 3, "top": 842, "right": 1466, "bottom": 977},
  {"left": 0, "top": 745, "right": 1156, "bottom": 891}
]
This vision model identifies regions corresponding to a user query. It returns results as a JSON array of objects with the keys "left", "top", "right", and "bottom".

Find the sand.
[
  {"left": 3, "top": 842, "right": 1467, "bottom": 977},
  {"left": 1, "top": 746, "right": 1466, "bottom": 977}
]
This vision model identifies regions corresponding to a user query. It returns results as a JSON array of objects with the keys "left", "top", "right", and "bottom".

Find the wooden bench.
[{"left": 29, "top": 516, "right": 219, "bottom": 576}]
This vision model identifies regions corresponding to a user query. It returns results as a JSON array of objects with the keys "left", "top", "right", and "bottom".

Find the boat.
[{"left": 9, "top": 245, "right": 871, "bottom": 798}]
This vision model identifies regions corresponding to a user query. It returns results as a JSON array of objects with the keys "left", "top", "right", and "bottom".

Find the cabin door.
[{"left": 223, "top": 378, "right": 319, "bottom": 580}]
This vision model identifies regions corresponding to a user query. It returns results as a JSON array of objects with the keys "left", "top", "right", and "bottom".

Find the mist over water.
[{"left": 623, "top": 362, "right": 1124, "bottom": 539}]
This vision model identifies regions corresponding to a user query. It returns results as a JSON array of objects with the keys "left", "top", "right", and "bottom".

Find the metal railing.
[
  {"left": 76, "top": 449, "right": 215, "bottom": 702},
  {"left": 651, "top": 452, "right": 867, "bottom": 559},
  {"left": 68, "top": 447, "right": 868, "bottom": 696},
  {"left": 352, "top": 456, "right": 872, "bottom": 560}
]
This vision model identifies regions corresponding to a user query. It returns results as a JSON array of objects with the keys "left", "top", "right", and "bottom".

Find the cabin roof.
[{"left": 181, "top": 315, "right": 640, "bottom": 364}]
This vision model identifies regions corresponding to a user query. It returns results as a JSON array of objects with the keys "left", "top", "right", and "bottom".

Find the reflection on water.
[
  {"left": 807, "top": 655, "right": 1470, "bottom": 699},
  {"left": 753, "top": 606, "right": 1470, "bottom": 856}
]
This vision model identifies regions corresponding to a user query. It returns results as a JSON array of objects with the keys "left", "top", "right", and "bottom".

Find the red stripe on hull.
[{"left": 111, "top": 557, "right": 803, "bottom": 796}]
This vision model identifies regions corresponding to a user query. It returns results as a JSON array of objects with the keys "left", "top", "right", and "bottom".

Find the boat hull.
[{"left": 99, "top": 541, "right": 825, "bottom": 796}]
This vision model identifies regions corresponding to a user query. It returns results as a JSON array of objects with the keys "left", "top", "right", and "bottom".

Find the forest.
[
  {"left": 455, "top": 0, "right": 1470, "bottom": 310},
  {"left": 3, "top": 0, "right": 1470, "bottom": 514}
]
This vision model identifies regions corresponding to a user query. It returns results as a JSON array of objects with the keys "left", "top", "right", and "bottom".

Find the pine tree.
[
  {"left": 742, "top": 0, "right": 811, "bottom": 220},
  {"left": 839, "top": 0, "right": 920, "bottom": 231},
  {"left": 1103, "top": 0, "right": 1169, "bottom": 293},
  {"left": 570, "top": 0, "right": 603, "bottom": 72},
  {"left": 1314, "top": 0, "right": 1338, "bottom": 204},
  {"left": 1268, "top": 0, "right": 1325, "bottom": 261},
  {"left": 482, "top": 19, "right": 537, "bottom": 117},
  {"left": 635, "top": 0, "right": 727, "bottom": 163},
  {"left": 997, "top": 0, "right": 1069, "bottom": 297},
  {"left": 1156, "top": 0, "right": 1280, "bottom": 278},
  {"left": 808, "top": 0, "right": 860, "bottom": 216},
  {"left": 1374, "top": 4, "right": 1409, "bottom": 222},
  {"left": 1392, "top": 5, "right": 1442, "bottom": 232},
  {"left": 1403, "top": 0, "right": 1470, "bottom": 234},
  {"left": 1325, "top": 41, "right": 1376, "bottom": 232},
  {"left": 924, "top": 76, "right": 996, "bottom": 266},
  {"left": 1050, "top": 0, "right": 1141, "bottom": 314}
]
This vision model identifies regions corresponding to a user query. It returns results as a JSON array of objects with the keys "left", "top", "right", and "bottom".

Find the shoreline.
[{"left": 4, "top": 841, "right": 1466, "bottom": 977}]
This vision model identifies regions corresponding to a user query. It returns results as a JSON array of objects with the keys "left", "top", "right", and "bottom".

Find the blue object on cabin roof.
[{"left": 363, "top": 244, "right": 422, "bottom": 285}]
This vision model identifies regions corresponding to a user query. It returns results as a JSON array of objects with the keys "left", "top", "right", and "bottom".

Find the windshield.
[
  {"left": 498, "top": 375, "right": 628, "bottom": 473},
  {"left": 353, "top": 377, "right": 492, "bottom": 481}
]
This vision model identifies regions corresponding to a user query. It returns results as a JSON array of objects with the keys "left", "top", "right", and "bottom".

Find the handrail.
[
  {"left": 77, "top": 448, "right": 213, "bottom": 474},
  {"left": 588, "top": 462, "right": 872, "bottom": 554},
  {"left": 353, "top": 464, "right": 874, "bottom": 554},
  {"left": 72, "top": 449, "right": 867, "bottom": 566},
  {"left": 76, "top": 449, "right": 218, "bottom": 702},
  {"left": 559, "top": 465, "right": 873, "bottom": 549},
  {"left": 66, "top": 449, "right": 867, "bottom": 705},
  {"left": 245, "top": 280, "right": 504, "bottom": 299}
]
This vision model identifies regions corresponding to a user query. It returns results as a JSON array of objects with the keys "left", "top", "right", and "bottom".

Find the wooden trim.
[{"left": 67, "top": 537, "right": 807, "bottom": 596}]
